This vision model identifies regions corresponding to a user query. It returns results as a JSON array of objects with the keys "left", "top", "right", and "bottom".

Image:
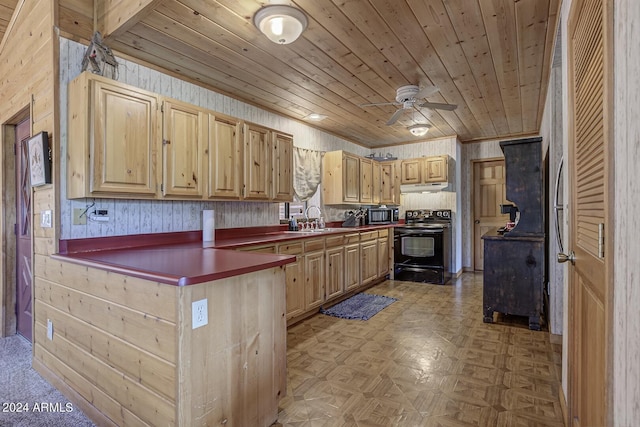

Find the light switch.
[{"left": 41, "top": 210, "right": 52, "bottom": 228}]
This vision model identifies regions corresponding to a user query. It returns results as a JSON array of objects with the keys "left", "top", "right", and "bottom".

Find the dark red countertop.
[{"left": 53, "top": 224, "right": 396, "bottom": 286}]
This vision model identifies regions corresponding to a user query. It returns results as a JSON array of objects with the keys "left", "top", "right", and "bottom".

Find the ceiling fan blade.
[
  {"left": 386, "top": 108, "right": 406, "bottom": 125},
  {"left": 419, "top": 101, "right": 458, "bottom": 111},
  {"left": 416, "top": 85, "right": 439, "bottom": 99}
]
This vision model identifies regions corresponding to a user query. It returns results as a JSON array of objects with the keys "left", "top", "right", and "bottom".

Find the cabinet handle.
[{"left": 163, "top": 139, "right": 171, "bottom": 145}]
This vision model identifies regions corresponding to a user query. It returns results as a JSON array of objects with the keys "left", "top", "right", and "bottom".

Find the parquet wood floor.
[{"left": 275, "top": 272, "right": 564, "bottom": 427}]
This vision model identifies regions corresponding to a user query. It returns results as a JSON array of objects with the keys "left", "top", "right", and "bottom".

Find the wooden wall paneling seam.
[
  {"left": 33, "top": 323, "right": 176, "bottom": 425},
  {"left": 34, "top": 278, "right": 177, "bottom": 362},
  {"left": 36, "top": 256, "right": 178, "bottom": 322},
  {"left": 34, "top": 299, "right": 177, "bottom": 402}
]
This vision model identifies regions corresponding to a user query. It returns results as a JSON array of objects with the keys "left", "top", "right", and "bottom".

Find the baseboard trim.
[{"left": 32, "top": 357, "right": 117, "bottom": 427}]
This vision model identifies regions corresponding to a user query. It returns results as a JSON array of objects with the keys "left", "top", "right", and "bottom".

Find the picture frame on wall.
[{"left": 28, "top": 132, "right": 51, "bottom": 187}]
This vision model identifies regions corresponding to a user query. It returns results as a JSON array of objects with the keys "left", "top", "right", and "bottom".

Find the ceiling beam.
[{"left": 98, "top": 0, "right": 162, "bottom": 39}]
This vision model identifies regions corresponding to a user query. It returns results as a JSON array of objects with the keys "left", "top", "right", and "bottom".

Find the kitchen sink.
[{"left": 283, "top": 228, "right": 343, "bottom": 233}]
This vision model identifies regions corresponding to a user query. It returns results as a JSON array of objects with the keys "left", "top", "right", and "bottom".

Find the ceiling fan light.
[
  {"left": 408, "top": 124, "right": 431, "bottom": 136},
  {"left": 254, "top": 5, "right": 308, "bottom": 45}
]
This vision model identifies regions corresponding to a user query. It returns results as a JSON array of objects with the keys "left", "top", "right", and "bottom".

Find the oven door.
[{"left": 394, "top": 228, "right": 444, "bottom": 268}]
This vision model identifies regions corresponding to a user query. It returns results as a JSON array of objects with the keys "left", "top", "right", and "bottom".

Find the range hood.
[{"left": 400, "top": 182, "right": 449, "bottom": 193}]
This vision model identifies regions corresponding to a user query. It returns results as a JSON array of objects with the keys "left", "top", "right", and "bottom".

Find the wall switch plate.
[
  {"left": 73, "top": 208, "right": 86, "bottom": 225},
  {"left": 192, "top": 299, "right": 208, "bottom": 329},
  {"left": 47, "top": 319, "right": 53, "bottom": 340},
  {"left": 41, "top": 210, "right": 52, "bottom": 228}
]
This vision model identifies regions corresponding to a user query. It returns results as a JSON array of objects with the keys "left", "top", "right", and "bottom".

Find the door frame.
[
  {"left": 470, "top": 156, "right": 505, "bottom": 271},
  {"left": 565, "top": 0, "right": 615, "bottom": 424},
  {"left": 1, "top": 107, "right": 30, "bottom": 337}
]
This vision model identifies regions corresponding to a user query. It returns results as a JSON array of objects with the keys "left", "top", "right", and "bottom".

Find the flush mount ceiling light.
[
  {"left": 305, "top": 113, "right": 327, "bottom": 121},
  {"left": 253, "top": 5, "right": 308, "bottom": 45},
  {"left": 408, "top": 124, "right": 432, "bottom": 137}
]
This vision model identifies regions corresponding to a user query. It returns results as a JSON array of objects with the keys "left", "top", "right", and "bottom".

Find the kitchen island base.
[{"left": 33, "top": 256, "right": 286, "bottom": 427}]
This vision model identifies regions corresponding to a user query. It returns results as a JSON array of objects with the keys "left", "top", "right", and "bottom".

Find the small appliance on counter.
[
  {"left": 393, "top": 209, "right": 452, "bottom": 285},
  {"left": 365, "top": 207, "right": 399, "bottom": 225}
]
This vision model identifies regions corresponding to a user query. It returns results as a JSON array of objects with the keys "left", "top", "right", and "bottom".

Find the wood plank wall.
[
  {"left": 33, "top": 256, "right": 178, "bottom": 426},
  {"left": 0, "top": 0, "right": 57, "bottom": 336}
]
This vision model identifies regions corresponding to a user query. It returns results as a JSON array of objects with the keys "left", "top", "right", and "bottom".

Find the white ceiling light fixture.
[
  {"left": 408, "top": 124, "right": 431, "bottom": 137},
  {"left": 253, "top": 5, "right": 308, "bottom": 45},
  {"left": 305, "top": 113, "right": 327, "bottom": 121}
]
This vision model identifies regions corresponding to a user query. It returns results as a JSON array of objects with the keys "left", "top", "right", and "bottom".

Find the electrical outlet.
[
  {"left": 47, "top": 319, "right": 53, "bottom": 340},
  {"left": 192, "top": 299, "right": 208, "bottom": 329},
  {"left": 73, "top": 208, "right": 86, "bottom": 225}
]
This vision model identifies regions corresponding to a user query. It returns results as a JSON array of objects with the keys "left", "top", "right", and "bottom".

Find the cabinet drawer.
[
  {"left": 360, "top": 231, "right": 378, "bottom": 241},
  {"left": 278, "top": 241, "right": 303, "bottom": 255},
  {"left": 304, "top": 238, "right": 325, "bottom": 252},
  {"left": 344, "top": 233, "right": 360, "bottom": 245},
  {"left": 378, "top": 228, "right": 389, "bottom": 238},
  {"left": 238, "top": 244, "right": 276, "bottom": 253},
  {"left": 325, "top": 235, "right": 345, "bottom": 248}
]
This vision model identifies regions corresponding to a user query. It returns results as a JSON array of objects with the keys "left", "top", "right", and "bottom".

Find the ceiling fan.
[{"left": 360, "top": 84, "right": 458, "bottom": 125}]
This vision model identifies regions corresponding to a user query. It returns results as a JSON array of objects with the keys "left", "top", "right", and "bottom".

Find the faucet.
[{"left": 305, "top": 205, "right": 324, "bottom": 228}]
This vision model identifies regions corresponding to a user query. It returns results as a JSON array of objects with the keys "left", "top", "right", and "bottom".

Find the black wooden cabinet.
[{"left": 482, "top": 137, "right": 546, "bottom": 330}]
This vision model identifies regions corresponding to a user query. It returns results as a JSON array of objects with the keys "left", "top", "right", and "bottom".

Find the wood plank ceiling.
[{"left": 55, "top": 0, "right": 561, "bottom": 148}]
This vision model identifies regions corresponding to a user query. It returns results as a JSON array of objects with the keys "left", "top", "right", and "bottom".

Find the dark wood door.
[
  {"left": 567, "top": 0, "right": 612, "bottom": 424},
  {"left": 15, "top": 119, "right": 32, "bottom": 342}
]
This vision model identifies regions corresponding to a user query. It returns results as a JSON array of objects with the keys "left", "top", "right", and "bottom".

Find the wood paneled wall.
[
  {"left": 613, "top": 0, "right": 640, "bottom": 423},
  {"left": 0, "top": 0, "right": 57, "bottom": 336}
]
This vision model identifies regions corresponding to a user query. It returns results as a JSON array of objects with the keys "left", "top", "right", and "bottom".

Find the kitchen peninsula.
[{"left": 39, "top": 224, "right": 393, "bottom": 426}]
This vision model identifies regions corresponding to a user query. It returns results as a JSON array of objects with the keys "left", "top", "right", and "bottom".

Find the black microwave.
[{"left": 366, "top": 207, "right": 399, "bottom": 225}]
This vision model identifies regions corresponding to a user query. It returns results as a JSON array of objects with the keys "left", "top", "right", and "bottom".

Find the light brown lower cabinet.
[
  {"left": 345, "top": 242, "right": 361, "bottom": 291},
  {"left": 304, "top": 250, "right": 325, "bottom": 310},
  {"left": 325, "top": 245, "right": 345, "bottom": 300},
  {"left": 275, "top": 229, "right": 392, "bottom": 323},
  {"left": 278, "top": 241, "right": 305, "bottom": 320}
]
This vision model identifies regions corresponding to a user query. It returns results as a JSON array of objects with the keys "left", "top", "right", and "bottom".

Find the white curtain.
[{"left": 293, "top": 147, "right": 323, "bottom": 201}]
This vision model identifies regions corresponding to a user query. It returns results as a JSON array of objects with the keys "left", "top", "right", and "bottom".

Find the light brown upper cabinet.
[
  {"left": 207, "top": 113, "right": 243, "bottom": 199},
  {"left": 400, "top": 155, "right": 449, "bottom": 185},
  {"left": 67, "top": 72, "right": 159, "bottom": 198},
  {"left": 272, "top": 132, "right": 294, "bottom": 202},
  {"left": 243, "top": 122, "right": 272, "bottom": 200},
  {"left": 67, "top": 72, "right": 293, "bottom": 202},
  {"left": 380, "top": 161, "right": 399, "bottom": 205},
  {"left": 400, "top": 158, "right": 423, "bottom": 185},
  {"left": 324, "top": 150, "right": 400, "bottom": 205},
  {"left": 359, "top": 157, "right": 373, "bottom": 204},
  {"left": 322, "top": 150, "right": 360, "bottom": 204},
  {"left": 161, "top": 99, "right": 205, "bottom": 198},
  {"left": 425, "top": 155, "right": 448, "bottom": 182}
]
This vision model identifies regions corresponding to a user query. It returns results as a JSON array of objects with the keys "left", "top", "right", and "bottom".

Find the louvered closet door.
[{"left": 567, "top": 0, "right": 612, "bottom": 425}]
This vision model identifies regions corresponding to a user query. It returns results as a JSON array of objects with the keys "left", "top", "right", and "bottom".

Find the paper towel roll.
[{"left": 202, "top": 210, "right": 215, "bottom": 242}]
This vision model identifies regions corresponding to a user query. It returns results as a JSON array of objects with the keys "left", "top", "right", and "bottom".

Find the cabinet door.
[
  {"left": 359, "top": 157, "right": 373, "bottom": 204},
  {"left": 377, "top": 237, "right": 390, "bottom": 277},
  {"left": 208, "top": 114, "right": 242, "bottom": 199},
  {"left": 343, "top": 153, "right": 360, "bottom": 203},
  {"left": 244, "top": 123, "right": 272, "bottom": 200},
  {"left": 325, "top": 246, "right": 345, "bottom": 300},
  {"left": 360, "top": 240, "right": 378, "bottom": 285},
  {"left": 425, "top": 156, "right": 448, "bottom": 182},
  {"left": 282, "top": 253, "right": 305, "bottom": 320},
  {"left": 304, "top": 251, "right": 325, "bottom": 310},
  {"left": 372, "top": 161, "right": 382, "bottom": 205},
  {"left": 272, "top": 132, "right": 294, "bottom": 202},
  {"left": 162, "top": 100, "right": 205, "bottom": 197},
  {"left": 380, "top": 162, "right": 396, "bottom": 204},
  {"left": 400, "top": 158, "right": 423, "bottom": 184},
  {"left": 345, "top": 243, "right": 361, "bottom": 291},
  {"left": 91, "top": 79, "right": 158, "bottom": 196}
]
